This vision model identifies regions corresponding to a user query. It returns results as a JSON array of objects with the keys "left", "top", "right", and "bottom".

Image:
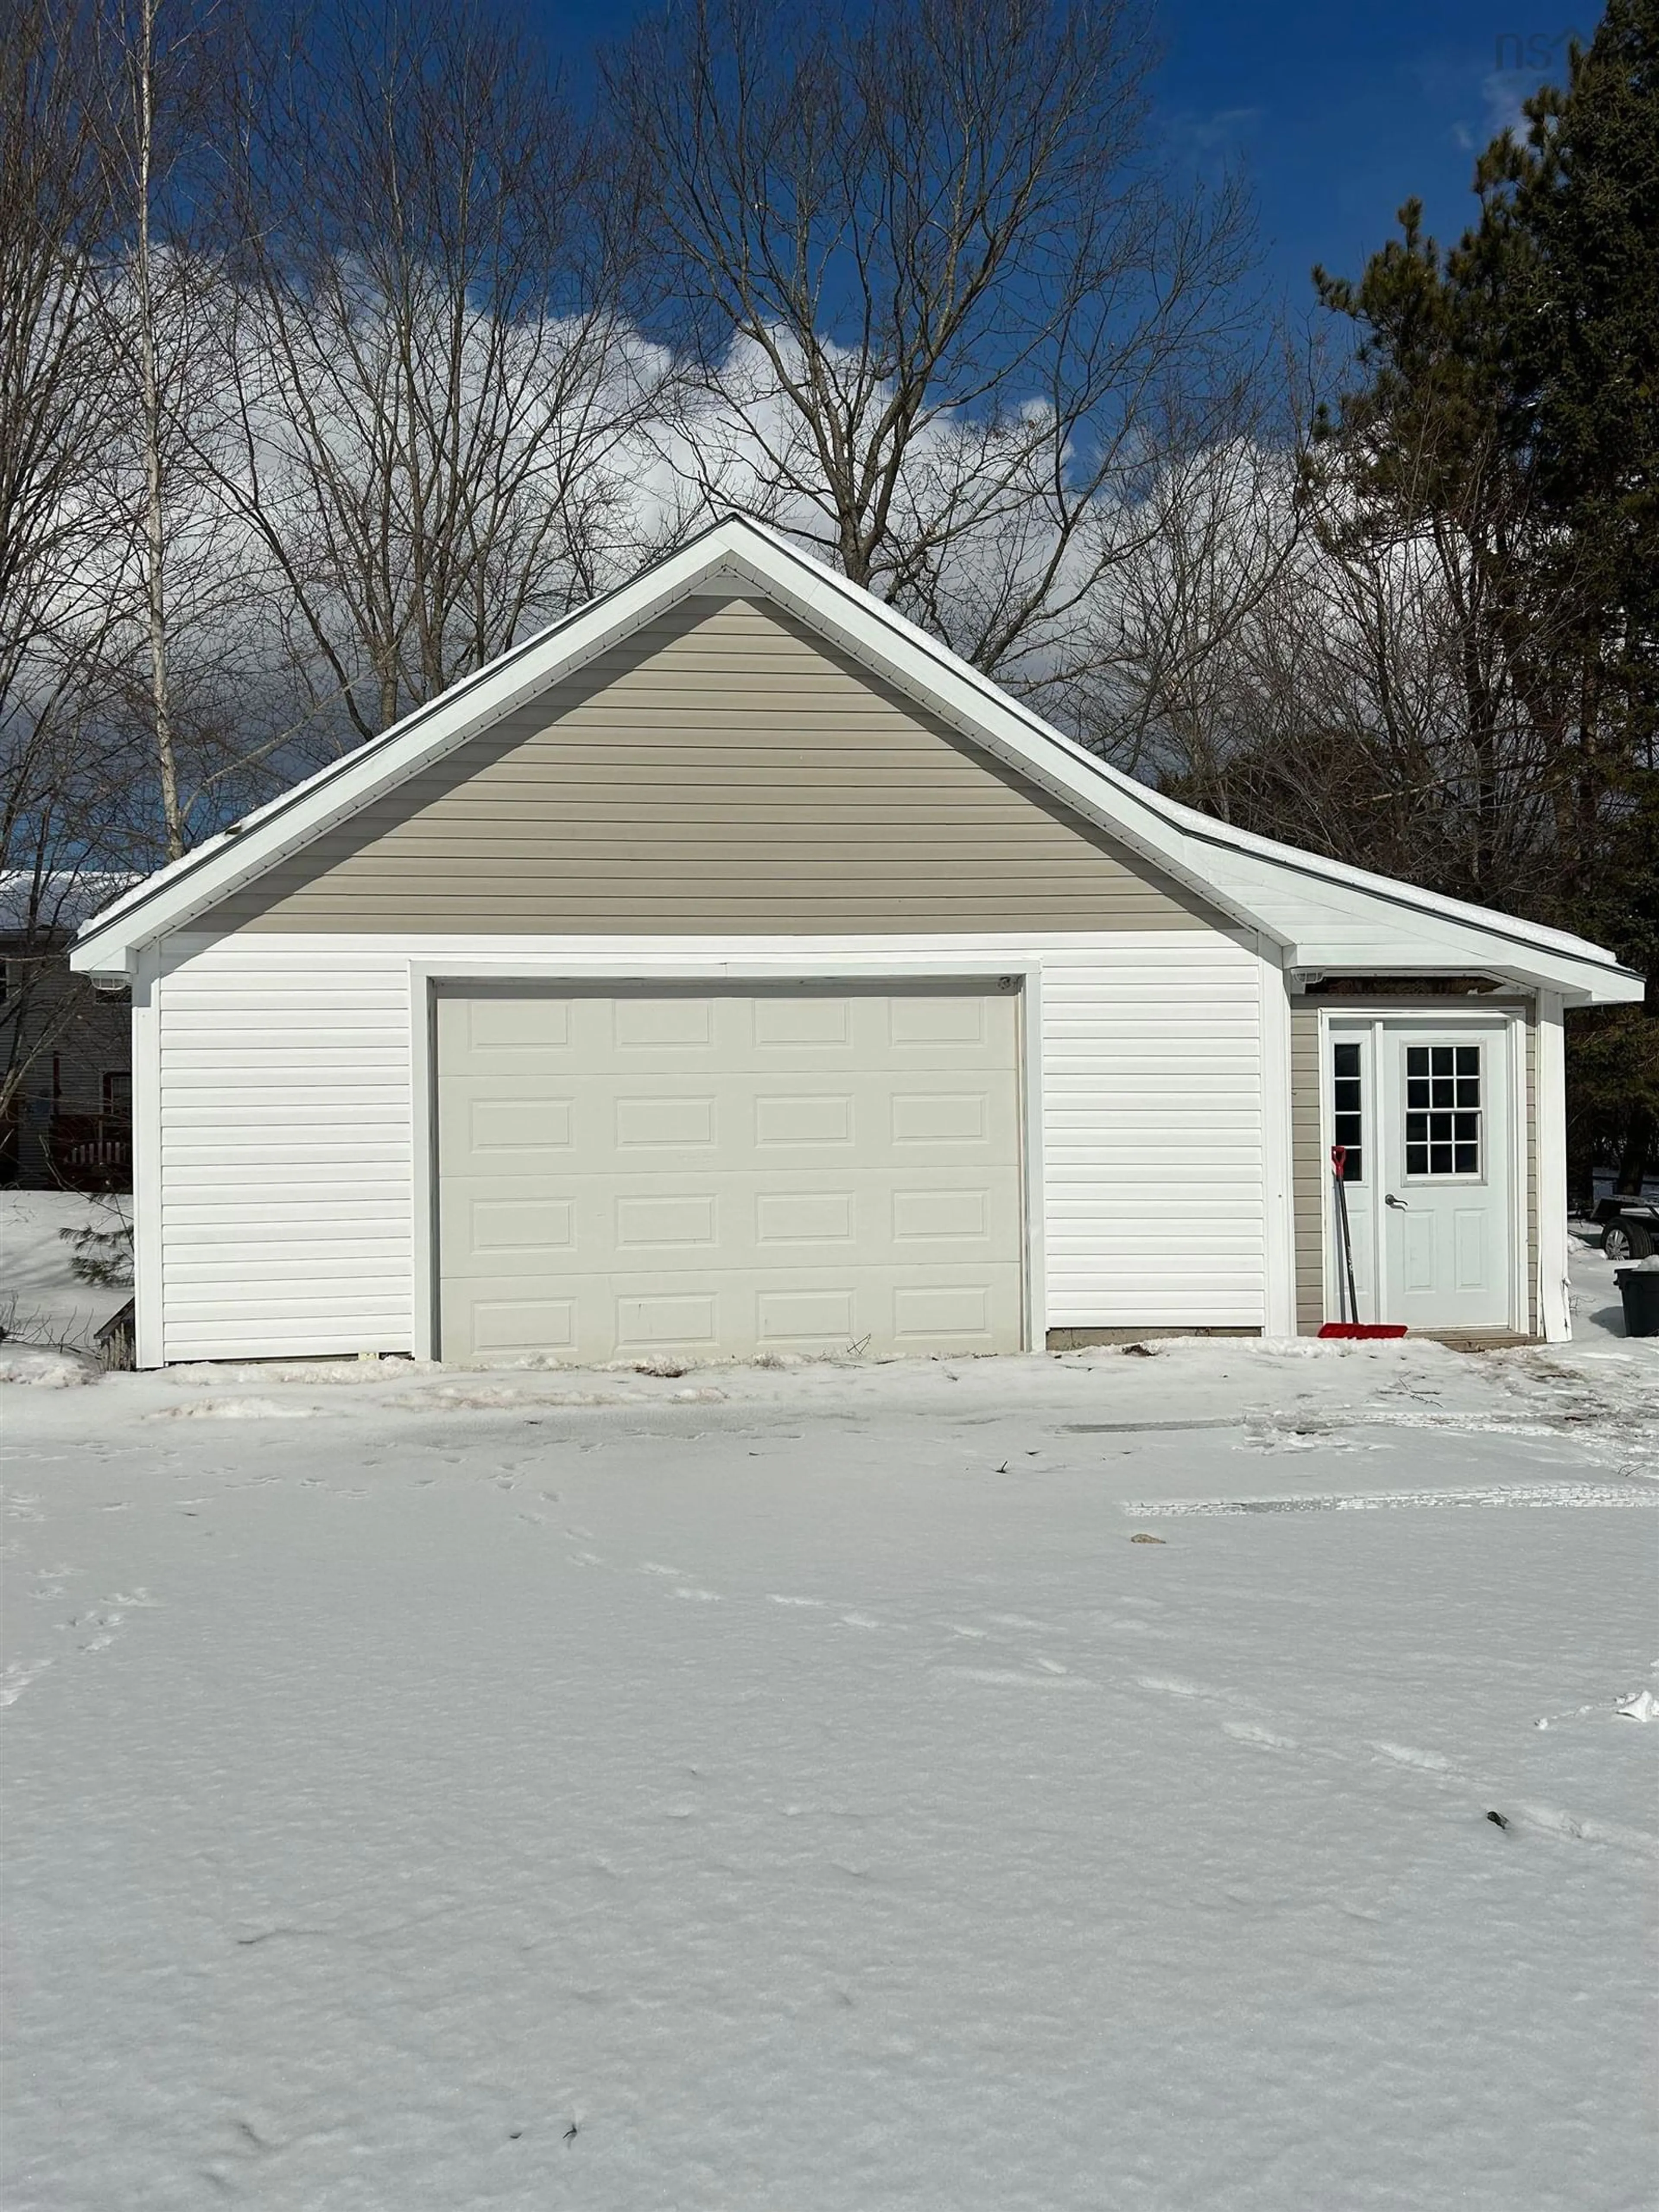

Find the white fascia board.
[{"left": 71, "top": 511, "right": 1646, "bottom": 1007}]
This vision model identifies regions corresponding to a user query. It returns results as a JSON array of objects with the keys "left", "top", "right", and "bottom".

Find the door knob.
[{"left": 1385, "top": 1193, "right": 1408, "bottom": 1209}]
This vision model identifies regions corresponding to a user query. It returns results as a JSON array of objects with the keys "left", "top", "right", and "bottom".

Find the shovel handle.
[{"left": 1330, "top": 1144, "right": 1360, "bottom": 1326}]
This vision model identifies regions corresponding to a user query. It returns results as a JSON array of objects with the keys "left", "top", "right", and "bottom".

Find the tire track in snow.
[{"left": 1123, "top": 1482, "right": 1659, "bottom": 1515}]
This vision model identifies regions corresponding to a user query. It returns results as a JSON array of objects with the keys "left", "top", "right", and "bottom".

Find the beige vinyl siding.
[
  {"left": 1290, "top": 1003, "right": 1324, "bottom": 1332},
  {"left": 195, "top": 595, "right": 1222, "bottom": 936}
]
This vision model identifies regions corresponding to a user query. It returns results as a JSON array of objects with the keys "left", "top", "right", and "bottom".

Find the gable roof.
[{"left": 70, "top": 513, "right": 1643, "bottom": 1004}]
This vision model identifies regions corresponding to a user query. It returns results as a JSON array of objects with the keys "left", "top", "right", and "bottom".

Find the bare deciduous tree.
[
  {"left": 0, "top": 0, "right": 130, "bottom": 1120},
  {"left": 212, "top": 0, "right": 662, "bottom": 744},
  {"left": 85, "top": 0, "right": 241, "bottom": 859},
  {"left": 605, "top": 0, "right": 1259, "bottom": 681},
  {"left": 1142, "top": 452, "right": 1574, "bottom": 917}
]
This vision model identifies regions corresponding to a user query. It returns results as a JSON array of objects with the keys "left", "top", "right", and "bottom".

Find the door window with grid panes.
[
  {"left": 1403, "top": 1043, "right": 1482, "bottom": 1178},
  {"left": 1331, "top": 1041, "right": 1364, "bottom": 1181}
]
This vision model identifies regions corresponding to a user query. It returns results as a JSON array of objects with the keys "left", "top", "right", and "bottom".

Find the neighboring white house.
[{"left": 71, "top": 516, "right": 1643, "bottom": 1369}]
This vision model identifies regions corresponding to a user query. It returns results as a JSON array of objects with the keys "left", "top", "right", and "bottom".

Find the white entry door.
[
  {"left": 1381, "top": 1027, "right": 1513, "bottom": 1327},
  {"left": 1325, "top": 1017, "right": 1516, "bottom": 1330}
]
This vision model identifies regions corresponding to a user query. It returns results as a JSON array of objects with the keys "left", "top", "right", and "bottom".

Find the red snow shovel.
[{"left": 1318, "top": 1144, "right": 1407, "bottom": 1340}]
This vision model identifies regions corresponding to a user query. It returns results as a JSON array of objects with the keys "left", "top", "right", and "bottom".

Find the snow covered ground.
[
  {"left": 0, "top": 1188, "right": 133, "bottom": 1353},
  {"left": 3, "top": 1234, "right": 1656, "bottom": 2210}
]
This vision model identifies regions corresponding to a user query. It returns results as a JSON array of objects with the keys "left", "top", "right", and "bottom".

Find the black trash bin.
[{"left": 1614, "top": 1266, "right": 1659, "bottom": 1338}]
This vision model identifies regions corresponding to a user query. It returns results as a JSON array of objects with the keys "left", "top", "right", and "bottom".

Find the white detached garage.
[{"left": 71, "top": 516, "right": 1641, "bottom": 1368}]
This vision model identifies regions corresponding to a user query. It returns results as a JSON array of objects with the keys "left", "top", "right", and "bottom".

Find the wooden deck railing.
[{"left": 47, "top": 1114, "right": 133, "bottom": 1190}]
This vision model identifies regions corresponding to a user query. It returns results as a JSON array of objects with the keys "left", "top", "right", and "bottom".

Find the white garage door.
[{"left": 434, "top": 983, "right": 1025, "bottom": 1362}]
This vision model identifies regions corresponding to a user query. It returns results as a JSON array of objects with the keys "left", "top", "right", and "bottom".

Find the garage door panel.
[
  {"left": 614, "top": 1289, "right": 721, "bottom": 1349},
  {"left": 443, "top": 1171, "right": 1020, "bottom": 1273},
  {"left": 611, "top": 995, "right": 719, "bottom": 1050},
  {"left": 446, "top": 1263, "right": 1021, "bottom": 1359},
  {"left": 612, "top": 1092, "right": 719, "bottom": 1152},
  {"left": 884, "top": 991, "right": 994, "bottom": 1047},
  {"left": 435, "top": 991, "right": 577, "bottom": 1063},
  {"left": 442, "top": 986, "right": 1018, "bottom": 1072},
  {"left": 460, "top": 1095, "right": 575, "bottom": 1162},
  {"left": 464, "top": 1294, "right": 579, "bottom": 1357},
  {"left": 445, "top": 1270, "right": 1018, "bottom": 1359},
  {"left": 754, "top": 1189, "right": 857, "bottom": 1246},
  {"left": 439, "top": 1067, "right": 1019, "bottom": 1174},
  {"left": 442, "top": 1176, "right": 1020, "bottom": 1277},
  {"left": 752, "top": 995, "right": 854, "bottom": 1049},
  {"left": 435, "top": 987, "right": 1024, "bottom": 1360}
]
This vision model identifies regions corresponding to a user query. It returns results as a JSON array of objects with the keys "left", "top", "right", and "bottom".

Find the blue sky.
[
  {"left": 529, "top": 0, "right": 1593, "bottom": 318},
  {"left": 1153, "top": 0, "right": 1589, "bottom": 309}
]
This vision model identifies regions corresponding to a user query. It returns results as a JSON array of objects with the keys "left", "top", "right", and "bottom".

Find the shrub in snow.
[{"left": 59, "top": 1197, "right": 134, "bottom": 1289}]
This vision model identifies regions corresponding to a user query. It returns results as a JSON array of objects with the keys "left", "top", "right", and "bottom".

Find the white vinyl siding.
[
  {"left": 1042, "top": 943, "right": 1265, "bottom": 1326},
  {"left": 156, "top": 947, "right": 415, "bottom": 1358},
  {"left": 147, "top": 929, "right": 1268, "bottom": 1364}
]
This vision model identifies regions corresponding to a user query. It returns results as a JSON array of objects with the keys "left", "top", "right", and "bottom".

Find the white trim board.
[
  {"left": 130, "top": 947, "right": 165, "bottom": 1369},
  {"left": 71, "top": 515, "right": 1641, "bottom": 1007},
  {"left": 1258, "top": 942, "right": 1297, "bottom": 1338},
  {"left": 1534, "top": 993, "right": 1570, "bottom": 1341}
]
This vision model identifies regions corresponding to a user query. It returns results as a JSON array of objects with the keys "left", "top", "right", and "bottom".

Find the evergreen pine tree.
[{"left": 1313, "top": 1, "right": 1658, "bottom": 1192}]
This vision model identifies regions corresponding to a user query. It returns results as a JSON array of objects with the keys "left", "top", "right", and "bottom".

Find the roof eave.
[{"left": 67, "top": 512, "right": 1647, "bottom": 1010}]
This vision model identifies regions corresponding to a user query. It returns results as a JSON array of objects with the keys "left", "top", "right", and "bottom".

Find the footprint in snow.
[
  {"left": 1136, "top": 1674, "right": 1214, "bottom": 1700},
  {"left": 0, "top": 1658, "right": 53, "bottom": 1706},
  {"left": 1224, "top": 1720, "right": 1299, "bottom": 1752},
  {"left": 64, "top": 1610, "right": 124, "bottom": 1652},
  {"left": 1369, "top": 1741, "right": 1451, "bottom": 1771},
  {"left": 933, "top": 1665, "right": 1094, "bottom": 1690}
]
